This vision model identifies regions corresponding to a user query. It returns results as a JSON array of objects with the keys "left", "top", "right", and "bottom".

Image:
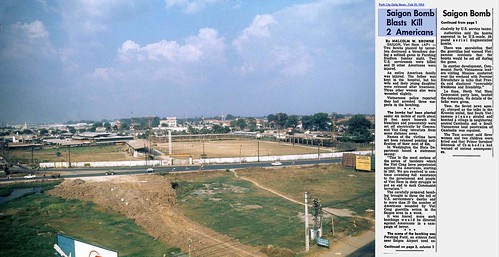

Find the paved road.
[{"left": 1, "top": 158, "right": 342, "bottom": 182}]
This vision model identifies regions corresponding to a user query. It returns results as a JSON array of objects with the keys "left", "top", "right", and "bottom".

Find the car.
[
  {"left": 24, "top": 174, "right": 36, "bottom": 179},
  {"left": 271, "top": 161, "right": 283, "bottom": 166},
  {"left": 145, "top": 168, "right": 154, "bottom": 173},
  {"left": 105, "top": 170, "right": 115, "bottom": 175}
]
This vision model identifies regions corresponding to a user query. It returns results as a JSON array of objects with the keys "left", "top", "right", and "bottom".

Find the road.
[{"left": 1, "top": 158, "right": 342, "bottom": 182}]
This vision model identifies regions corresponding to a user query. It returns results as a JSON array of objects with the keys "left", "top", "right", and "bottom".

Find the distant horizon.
[
  {"left": 1, "top": 0, "right": 374, "bottom": 124},
  {"left": 2, "top": 111, "right": 375, "bottom": 127}
]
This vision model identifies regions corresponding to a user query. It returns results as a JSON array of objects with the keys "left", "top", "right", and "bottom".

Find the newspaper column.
[{"left": 376, "top": 7, "right": 438, "bottom": 253}]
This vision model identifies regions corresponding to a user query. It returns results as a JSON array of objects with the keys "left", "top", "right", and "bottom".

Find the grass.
[
  {"left": 238, "top": 164, "right": 375, "bottom": 216},
  {"left": 0, "top": 182, "right": 181, "bottom": 257},
  {"left": 173, "top": 172, "right": 305, "bottom": 253},
  {"left": 7, "top": 145, "right": 135, "bottom": 163},
  {"left": 167, "top": 164, "right": 374, "bottom": 254}
]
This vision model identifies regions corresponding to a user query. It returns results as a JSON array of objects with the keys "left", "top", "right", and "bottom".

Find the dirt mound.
[{"left": 49, "top": 175, "right": 264, "bottom": 257}]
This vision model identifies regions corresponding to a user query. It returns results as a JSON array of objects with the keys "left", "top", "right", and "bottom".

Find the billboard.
[
  {"left": 56, "top": 234, "right": 118, "bottom": 257},
  {"left": 355, "top": 155, "right": 372, "bottom": 171}
]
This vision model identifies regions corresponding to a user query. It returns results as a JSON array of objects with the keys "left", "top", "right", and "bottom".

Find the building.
[
  {"left": 72, "top": 132, "right": 133, "bottom": 145},
  {"left": 160, "top": 117, "right": 177, "bottom": 127}
]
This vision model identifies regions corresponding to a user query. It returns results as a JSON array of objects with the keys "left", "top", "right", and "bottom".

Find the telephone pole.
[
  {"left": 148, "top": 117, "right": 153, "bottom": 161},
  {"left": 68, "top": 144, "right": 71, "bottom": 168},
  {"left": 188, "top": 237, "right": 192, "bottom": 257},
  {"left": 305, "top": 192, "right": 310, "bottom": 252},
  {"left": 257, "top": 139, "right": 260, "bottom": 162}
]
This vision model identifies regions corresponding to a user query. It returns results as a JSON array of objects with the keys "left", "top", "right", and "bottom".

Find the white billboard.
[{"left": 56, "top": 234, "right": 118, "bottom": 257}]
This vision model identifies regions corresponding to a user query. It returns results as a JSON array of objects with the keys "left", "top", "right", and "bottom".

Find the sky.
[{"left": 0, "top": 0, "right": 374, "bottom": 124}]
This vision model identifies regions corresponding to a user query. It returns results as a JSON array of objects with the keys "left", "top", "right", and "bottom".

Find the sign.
[
  {"left": 317, "top": 237, "right": 330, "bottom": 248},
  {"left": 356, "top": 155, "right": 371, "bottom": 171},
  {"left": 56, "top": 234, "right": 118, "bottom": 257}
]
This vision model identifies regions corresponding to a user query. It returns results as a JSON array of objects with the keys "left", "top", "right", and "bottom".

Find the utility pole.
[
  {"left": 148, "top": 117, "right": 153, "bottom": 161},
  {"left": 202, "top": 136, "right": 205, "bottom": 157},
  {"left": 188, "top": 237, "right": 192, "bottom": 257},
  {"left": 331, "top": 112, "right": 337, "bottom": 148},
  {"left": 305, "top": 192, "right": 310, "bottom": 252},
  {"left": 313, "top": 198, "right": 319, "bottom": 240},
  {"left": 168, "top": 130, "right": 172, "bottom": 155},
  {"left": 144, "top": 143, "right": 147, "bottom": 166},
  {"left": 331, "top": 215, "right": 335, "bottom": 236},
  {"left": 31, "top": 145, "right": 34, "bottom": 167},
  {"left": 317, "top": 140, "right": 320, "bottom": 159},
  {"left": 68, "top": 144, "right": 71, "bottom": 168},
  {"left": 318, "top": 199, "right": 323, "bottom": 238},
  {"left": 257, "top": 139, "right": 260, "bottom": 162}
]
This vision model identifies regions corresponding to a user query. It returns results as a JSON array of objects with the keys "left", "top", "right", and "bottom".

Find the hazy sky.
[{"left": 0, "top": 0, "right": 374, "bottom": 124}]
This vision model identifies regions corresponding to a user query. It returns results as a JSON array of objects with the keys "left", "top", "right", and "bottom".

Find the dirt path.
[
  {"left": 231, "top": 170, "right": 375, "bottom": 256},
  {"left": 232, "top": 169, "right": 303, "bottom": 205},
  {"left": 49, "top": 175, "right": 265, "bottom": 257},
  {"left": 231, "top": 170, "right": 373, "bottom": 222}
]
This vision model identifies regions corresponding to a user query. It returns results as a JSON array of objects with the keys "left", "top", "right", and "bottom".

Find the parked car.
[
  {"left": 271, "top": 161, "right": 283, "bottom": 166},
  {"left": 24, "top": 174, "right": 36, "bottom": 179},
  {"left": 145, "top": 168, "right": 154, "bottom": 173}
]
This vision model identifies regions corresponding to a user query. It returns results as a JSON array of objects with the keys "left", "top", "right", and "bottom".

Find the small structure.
[{"left": 126, "top": 139, "right": 150, "bottom": 158}]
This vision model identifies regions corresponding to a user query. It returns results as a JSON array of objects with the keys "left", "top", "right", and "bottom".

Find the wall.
[{"left": 39, "top": 151, "right": 372, "bottom": 168}]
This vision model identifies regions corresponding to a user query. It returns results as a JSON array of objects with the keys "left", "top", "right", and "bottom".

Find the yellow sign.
[{"left": 356, "top": 156, "right": 371, "bottom": 171}]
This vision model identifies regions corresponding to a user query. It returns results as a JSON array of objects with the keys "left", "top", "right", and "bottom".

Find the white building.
[{"left": 160, "top": 117, "right": 177, "bottom": 127}]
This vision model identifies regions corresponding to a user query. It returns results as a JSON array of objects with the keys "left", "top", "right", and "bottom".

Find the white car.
[
  {"left": 24, "top": 174, "right": 36, "bottom": 179},
  {"left": 145, "top": 168, "right": 154, "bottom": 173},
  {"left": 271, "top": 161, "right": 283, "bottom": 166}
]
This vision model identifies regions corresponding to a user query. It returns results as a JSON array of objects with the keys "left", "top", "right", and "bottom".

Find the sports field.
[
  {"left": 156, "top": 139, "right": 331, "bottom": 159},
  {"left": 7, "top": 145, "right": 134, "bottom": 163},
  {"left": 7, "top": 138, "right": 333, "bottom": 164}
]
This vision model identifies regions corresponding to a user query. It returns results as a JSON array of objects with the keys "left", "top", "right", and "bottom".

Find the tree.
[
  {"left": 104, "top": 122, "right": 111, "bottom": 131},
  {"left": 21, "top": 129, "right": 33, "bottom": 135},
  {"left": 67, "top": 127, "right": 76, "bottom": 134},
  {"left": 236, "top": 118, "right": 247, "bottom": 130},
  {"left": 152, "top": 116, "right": 160, "bottom": 127},
  {"left": 312, "top": 112, "right": 330, "bottom": 131},
  {"left": 275, "top": 113, "right": 288, "bottom": 129},
  {"left": 38, "top": 128, "right": 49, "bottom": 136},
  {"left": 344, "top": 115, "right": 373, "bottom": 143},
  {"left": 267, "top": 114, "right": 277, "bottom": 129},
  {"left": 247, "top": 118, "right": 257, "bottom": 131},
  {"left": 212, "top": 124, "right": 230, "bottom": 134},
  {"left": 120, "top": 120, "right": 130, "bottom": 130},
  {"left": 188, "top": 126, "right": 198, "bottom": 134},
  {"left": 285, "top": 115, "right": 299, "bottom": 129},
  {"left": 301, "top": 116, "right": 313, "bottom": 130}
]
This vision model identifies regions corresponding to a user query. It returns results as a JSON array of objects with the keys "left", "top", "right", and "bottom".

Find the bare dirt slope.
[{"left": 49, "top": 175, "right": 265, "bottom": 257}]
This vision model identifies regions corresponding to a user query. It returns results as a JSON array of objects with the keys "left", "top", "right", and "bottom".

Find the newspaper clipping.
[{"left": 376, "top": 0, "right": 498, "bottom": 256}]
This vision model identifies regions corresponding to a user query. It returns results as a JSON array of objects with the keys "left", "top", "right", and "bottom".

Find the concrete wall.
[
  {"left": 39, "top": 151, "right": 372, "bottom": 167},
  {"left": 40, "top": 160, "right": 167, "bottom": 168},
  {"left": 196, "top": 151, "right": 372, "bottom": 164}
]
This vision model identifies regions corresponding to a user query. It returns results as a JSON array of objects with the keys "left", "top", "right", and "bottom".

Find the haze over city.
[{"left": 1, "top": 0, "right": 374, "bottom": 124}]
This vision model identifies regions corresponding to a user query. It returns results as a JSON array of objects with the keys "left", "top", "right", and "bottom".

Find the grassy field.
[
  {"left": 238, "top": 164, "right": 375, "bottom": 216},
  {"left": 0, "top": 181, "right": 181, "bottom": 257},
  {"left": 156, "top": 139, "right": 331, "bottom": 159},
  {"left": 7, "top": 145, "right": 135, "bottom": 164},
  {"left": 166, "top": 163, "right": 374, "bottom": 255}
]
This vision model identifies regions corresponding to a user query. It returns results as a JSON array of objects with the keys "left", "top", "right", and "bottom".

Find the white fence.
[
  {"left": 39, "top": 160, "right": 167, "bottom": 168},
  {"left": 39, "top": 151, "right": 372, "bottom": 168},
  {"left": 196, "top": 151, "right": 372, "bottom": 165}
]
